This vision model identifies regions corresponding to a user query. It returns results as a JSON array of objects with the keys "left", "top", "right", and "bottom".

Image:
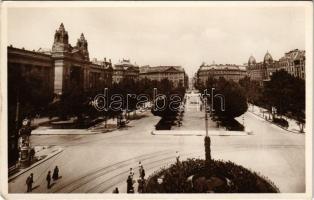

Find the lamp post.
[
  {"left": 204, "top": 98, "right": 208, "bottom": 137},
  {"left": 204, "top": 96, "right": 211, "bottom": 167}
]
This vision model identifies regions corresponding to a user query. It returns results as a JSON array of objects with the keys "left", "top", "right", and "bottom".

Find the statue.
[{"left": 18, "top": 118, "right": 34, "bottom": 168}]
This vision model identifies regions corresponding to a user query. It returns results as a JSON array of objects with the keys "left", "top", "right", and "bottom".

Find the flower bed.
[
  {"left": 273, "top": 117, "right": 289, "bottom": 129},
  {"left": 144, "top": 159, "right": 279, "bottom": 193}
]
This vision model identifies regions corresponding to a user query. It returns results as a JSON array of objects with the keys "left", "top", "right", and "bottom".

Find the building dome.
[
  {"left": 264, "top": 51, "right": 273, "bottom": 64},
  {"left": 248, "top": 55, "right": 256, "bottom": 66}
]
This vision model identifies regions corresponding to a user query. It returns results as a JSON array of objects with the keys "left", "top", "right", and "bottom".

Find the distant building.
[
  {"left": 247, "top": 51, "right": 279, "bottom": 82},
  {"left": 90, "top": 58, "right": 113, "bottom": 90},
  {"left": 139, "top": 65, "right": 187, "bottom": 87},
  {"left": 196, "top": 63, "right": 247, "bottom": 85},
  {"left": 247, "top": 49, "right": 305, "bottom": 83},
  {"left": 113, "top": 59, "right": 139, "bottom": 83},
  {"left": 278, "top": 49, "right": 305, "bottom": 79}
]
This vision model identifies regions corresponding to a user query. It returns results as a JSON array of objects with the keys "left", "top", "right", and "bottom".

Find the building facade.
[
  {"left": 278, "top": 49, "right": 305, "bottom": 79},
  {"left": 90, "top": 58, "right": 113, "bottom": 91},
  {"left": 8, "top": 46, "right": 55, "bottom": 98},
  {"left": 247, "top": 49, "right": 305, "bottom": 83},
  {"left": 51, "top": 23, "right": 114, "bottom": 95},
  {"left": 112, "top": 59, "right": 139, "bottom": 83},
  {"left": 139, "top": 65, "right": 187, "bottom": 87},
  {"left": 196, "top": 63, "right": 247, "bottom": 86},
  {"left": 7, "top": 23, "right": 115, "bottom": 165},
  {"left": 247, "top": 52, "right": 280, "bottom": 82},
  {"left": 8, "top": 23, "right": 114, "bottom": 97}
]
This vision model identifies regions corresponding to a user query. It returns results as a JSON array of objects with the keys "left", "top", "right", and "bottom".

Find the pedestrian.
[
  {"left": 137, "top": 178, "right": 145, "bottom": 193},
  {"left": 112, "top": 187, "right": 119, "bottom": 193},
  {"left": 176, "top": 151, "right": 180, "bottom": 163},
  {"left": 127, "top": 175, "right": 134, "bottom": 193},
  {"left": 139, "top": 165, "right": 145, "bottom": 180},
  {"left": 26, "top": 173, "right": 33, "bottom": 192},
  {"left": 52, "top": 166, "right": 59, "bottom": 181},
  {"left": 129, "top": 168, "right": 134, "bottom": 178},
  {"left": 138, "top": 161, "right": 142, "bottom": 168},
  {"left": 46, "top": 171, "right": 51, "bottom": 189},
  {"left": 29, "top": 148, "right": 35, "bottom": 163}
]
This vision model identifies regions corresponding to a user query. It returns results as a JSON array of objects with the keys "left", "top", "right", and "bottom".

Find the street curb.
[
  {"left": 8, "top": 147, "right": 64, "bottom": 182},
  {"left": 32, "top": 127, "right": 127, "bottom": 135},
  {"left": 31, "top": 129, "right": 97, "bottom": 135},
  {"left": 31, "top": 133, "right": 95, "bottom": 135},
  {"left": 247, "top": 111, "right": 302, "bottom": 134},
  {"left": 151, "top": 130, "right": 251, "bottom": 136}
]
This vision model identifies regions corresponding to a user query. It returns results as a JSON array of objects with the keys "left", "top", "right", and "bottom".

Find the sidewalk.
[
  {"left": 248, "top": 104, "right": 305, "bottom": 134},
  {"left": 9, "top": 145, "right": 63, "bottom": 182},
  {"left": 32, "top": 129, "right": 95, "bottom": 135},
  {"left": 88, "top": 109, "right": 148, "bottom": 132},
  {"left": 31, "top": 117, "right": 58, "bottom": 127},
  {"left": 31, "top": 109, "right": 149, "bottom": 135},
  {"left": 172, "top": 93, "right": 220, "bottom": 131}
]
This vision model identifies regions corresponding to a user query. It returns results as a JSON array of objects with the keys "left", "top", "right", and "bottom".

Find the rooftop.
[
  {"left": 140, "top": 65, "right": 185, "bottom": 74},
  {"left": 199, "top": 64, "right": 243, "bottom": 71}
]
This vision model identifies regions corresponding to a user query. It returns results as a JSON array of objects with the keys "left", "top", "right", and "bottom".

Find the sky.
[{"left": 7, "top": 6, "right": 306, "bottom": 77}]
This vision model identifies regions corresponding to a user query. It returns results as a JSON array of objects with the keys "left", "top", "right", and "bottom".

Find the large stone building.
[
  {"left": 196, "top": 63, "right": 247, "bottom": 86},
  {"left": 139, "top": 65, "right": 187, "bottom": 87},
  {"left": 51, "top": 23, "right": 113, "bottom": 94},
  {"left": 8, "top": 23, "right": 113, "bottom": 97},
  {"left": 278, "top": 49, "right": 305, "bottom": 79},
  {"left": 112, "top": 59, "right": 139, "bottom": 83},
  {"left": 246, "top": 51, "right": 279, "bottom": 82},
  {"left": 8, "top": 46, "right": 55, "bottom": 98},
  {"left": 90, "top": 58, "right": 113, "bottom": 91},
  {"left": 8, "top": 23, "right": 114, "bottom": 165},
  {"left": 247, "top": 49, "right": 305, "bottom": 83}
]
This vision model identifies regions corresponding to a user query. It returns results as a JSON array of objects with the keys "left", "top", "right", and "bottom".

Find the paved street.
[{"left": 9, "top": 93, "right": 305, "bottom": 193}]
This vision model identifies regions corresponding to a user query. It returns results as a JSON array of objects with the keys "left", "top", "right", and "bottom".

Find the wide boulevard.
[{"left": 9, "top": 92, "right": 305, "bottom": 193}]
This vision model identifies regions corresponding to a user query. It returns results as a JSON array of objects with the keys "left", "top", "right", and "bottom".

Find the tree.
[
  {"left": 151, "top": 78, "right": 185, "bottom": 124},
  {"left": 239, "top": 76, "right": 262, "bottom": 105},
  {"left": 287, "top": 76, "right": 305, "bottom": 132},
  {"left": 261, "top": 70, "right": 305, "bottom": 132},
  {"left": 263, "top": 70, "right": 293, "bottom": 116},
  {"left": 212, "top": 78, "right": 248, "bottom": 119},
  {"left": 151, "top": 96, "right": 179, "bottom": 120}
]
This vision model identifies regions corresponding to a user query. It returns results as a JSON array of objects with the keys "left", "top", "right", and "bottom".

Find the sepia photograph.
[{"left": 0, "top": 1, "right": 313, "bottom": 199}]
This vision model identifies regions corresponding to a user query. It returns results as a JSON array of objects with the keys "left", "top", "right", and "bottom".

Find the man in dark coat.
[
  {"left": 139, "top": 166, "right": 145, "bottom": 179},
  {"left": 29, "top": 148, "right": 35, "bottom": 163},
  {"left": 26, "top": 173, "right": 33, "bottom": 192},
  {"left": 52, "top": 166, "right": 59, "bottom": 181},
  {"left": 137, "top": 178, "right": 145, "bottom": 193},
  {"left": 127, "top": 175, "right": 134, "bottom": 193},
  {"left": 46, "top": 171, "right": 51, "bottom": 189}
]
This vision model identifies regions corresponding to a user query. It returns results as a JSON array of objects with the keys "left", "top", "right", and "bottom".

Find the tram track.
[{"left": 54, "top": 149, "right": 172, "bottom": 193}]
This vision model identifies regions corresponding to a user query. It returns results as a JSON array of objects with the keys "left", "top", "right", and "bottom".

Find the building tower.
[
  {"left": 52, "top": 23, "right": 69, "bottom": 53},
  {"left": 51, "top": 23, "right": 73, "bottom": 96},
  {"left": 263, "top": 51, "right": 274, "bottom": 80},
  {"left": 76, "top": 33, "right": 89, "bottom": 61},
  {"left": 264, "top": 51, "right": 273, "bottom": 65},
  {"left": 248, "top": 55, "right": 256, "bottom": 67}
]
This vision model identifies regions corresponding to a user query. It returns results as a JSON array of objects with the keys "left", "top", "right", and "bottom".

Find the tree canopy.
[{"left": 196, "top": 77, "right": 248, "bottom": 120}]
